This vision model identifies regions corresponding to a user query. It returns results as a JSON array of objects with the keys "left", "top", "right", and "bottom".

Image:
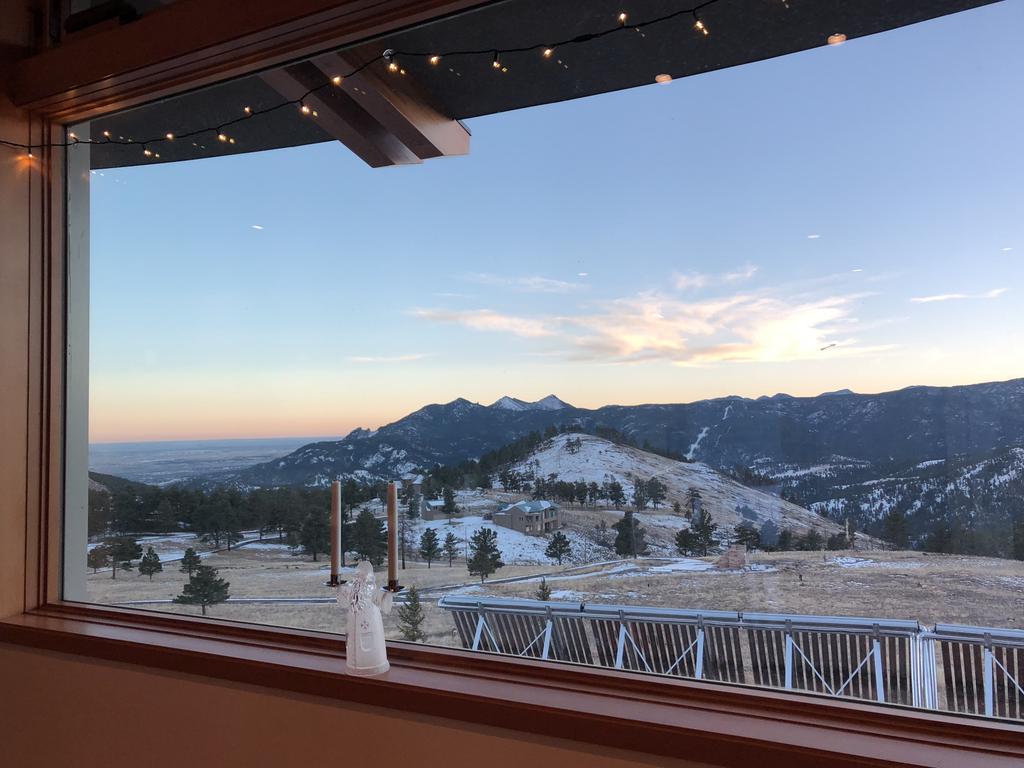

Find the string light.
[
  {"left": 2, "top": 0, "right": 735, "bottom": 161},
  {"left": 693, "top": 11, "right": 709, "bottom": 36}
]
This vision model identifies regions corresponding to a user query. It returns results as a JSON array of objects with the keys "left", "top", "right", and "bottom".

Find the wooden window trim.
[
  {"left": 2, "top": 603, "right": 1023, "bottom": 767},
  {"left": 5, "top": 2, "right": 1022, "bottom": 766}
]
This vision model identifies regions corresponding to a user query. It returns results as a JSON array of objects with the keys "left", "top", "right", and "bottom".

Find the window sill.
[{"left": 1, "top": 604, "right": 1021, "bottom": 767}]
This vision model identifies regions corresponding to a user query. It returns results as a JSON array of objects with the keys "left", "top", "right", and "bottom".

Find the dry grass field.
[{"left": 86, "top": 544, "right": 1024, "bottom": 648}]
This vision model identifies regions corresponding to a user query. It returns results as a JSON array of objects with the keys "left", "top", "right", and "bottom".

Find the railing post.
[
  {"left": 872, "top": 624, "right": 886, "bottom": 704},
  {"left": 695, "top": 626, "right": 705, "bottom": 680},
  {"left": 784, "top": 620, "right": 793, "bottom": 690},
  {"left": 541, "top": 615, "right": 553, "bottom": 661},
  {"left": 471, "top": 613, "right": 486, "bottom": 651},
  {"left": 615, "top": 612, "right": 628, "bottom": 669},
  {"left": 983, "top": 633, "right": 994, "bottom": 717}
]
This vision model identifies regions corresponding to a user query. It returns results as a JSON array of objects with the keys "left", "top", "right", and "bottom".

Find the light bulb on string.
[
  {"left": 217, "top": 132, "right": 228, "bottom": 142},
  {"left": 693, "top": 11, "right": 709, "bottom": 36},
  {"left": 429, "top": 55, "right": 441, "bottom": 65},
  {"left": 165, "top": 133, "right": 174, "bottom": 140},
  {"left": 102, "top": 130, "right": 111, "bottom": 139},
  {"left": 384, "top": 49, "right": 399, "bottom": 73},
  {"left": 332, "top": 75, "right": 343, "bottom": 85},
  {"left": 300, "top": 103, "right": 311, "bottom": 115},
  {"left": 143, "top": 148, "right": 153, "bottom": 157},
  {"left": 243, "top": 106, "right": 252, "bottom": 115},
  {"left": 542, "top": 47, "right": 554, "bottom": 59},
  {"left": 492, "top": 51, "right": 501, "bottom": 69},
  {"left": 618, "top": 12, "right": 628, "bottom": 25}
]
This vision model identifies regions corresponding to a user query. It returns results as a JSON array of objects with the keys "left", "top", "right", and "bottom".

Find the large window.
[{"left": 69, "top": 0, "right": 1024, "bottom": 723}]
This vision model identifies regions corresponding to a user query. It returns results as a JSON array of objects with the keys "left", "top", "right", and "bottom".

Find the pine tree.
[
  {"left": 180, "top": 547, "right": 202, "bottom": 577},
  {"left": 442, "top": 530, "right": 459, "bottom": 566},
  {"left": 351, "top": 508, "right": 387, "bottom": 565},
  {"left": 467, "top": 528, "right": 504, "bottom": 582},
  {"left": 883, "top": 509, "right": 909, "bottom": 549},
  {"left": 612, "top": 510, "right": 647, "bottom": 558},
  {"left": 544, "top": 531, "right": 572, "bottom": 565},
  {"left": 800, "top": 528, "right": 824, "bottom": 551},
  {"left": 631, "top": 480, "right": 649, "bottom": 512},
  {"left": 1013, "top": 517, "right": 1024, "bottom": 561},
  {"left": 87, "top": 545, "right": 111, "bottom": 573},
  {"left": 297, "top": 507, "right": 330, "bottom": 561},
  {"left": 535, "top": 578, "right": 552, "bottom": 601},
  {"left": 419, "top": 528, "right": 441, "bottom": 568},
  {"left": 646, "top": 478, "right": 668, "bottom": 509},
  {"left": 105, "top": 536, "right": 142, "bottom": 580},
  {"left": 137, "top": 546, "right": 163, "bottom": 580},
  {"left": 396, "top": 586, "right": 427, "bottom": 642},
  {"left": 732, "top": 523, "right": 759, "bottom": 551},
  {"left": 675, "top": 528, "right": 699, "bottom": 556},
  {"left": 406, "top": 492, "right": 421, "bottom": 520},
  {"left": 173, "top": 565, "right": 230, "bottom": 616},
  {"left": 606, "top": 481, "right": 625, "bottom": 508},
  {"left": 691, "top": 509, "right": 719, "bottom": 555},
  {"left": 442, "top": 487, "right": 458, "bottom": 523},
  {"left": 777, "top": 528, "right": 795, "bottom": 551},
  {"left": 672, "top": 500, "right": 683, "bottom": 517}
]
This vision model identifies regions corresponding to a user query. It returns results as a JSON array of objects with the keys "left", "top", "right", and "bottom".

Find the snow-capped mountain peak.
[
  {"left": 490, "top": 396, "right": 532, "bottom": 411},
  {"left": 534, "top": 394, "right": 571, "bottom": 410},
  {"left": 489, "top": 394, "right": 572, "bottom": 411}
]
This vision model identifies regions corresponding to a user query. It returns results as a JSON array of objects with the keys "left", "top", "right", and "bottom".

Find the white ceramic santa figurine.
[{"left": 340, "top": 560, "right": 393, "bottom": 676}]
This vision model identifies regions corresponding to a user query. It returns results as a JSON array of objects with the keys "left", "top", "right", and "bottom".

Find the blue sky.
[{"left": 88, "top": 1, "right": 1023, "bottom": 442}]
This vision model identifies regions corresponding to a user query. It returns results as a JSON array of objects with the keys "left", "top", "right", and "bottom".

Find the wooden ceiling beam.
[
  {"left": 313, "top": 52, "right": 470, "bottom": 161},
  {"left": 260, "top": 63, "right": 420, "bottom": 168}
]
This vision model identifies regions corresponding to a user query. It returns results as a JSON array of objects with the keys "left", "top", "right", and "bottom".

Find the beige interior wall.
[
  {"left": 0, "top": 0, "right": 33, "bottom": 622},
  {"left": 0, "top": 644, "right": 706, "bottom": 768}
]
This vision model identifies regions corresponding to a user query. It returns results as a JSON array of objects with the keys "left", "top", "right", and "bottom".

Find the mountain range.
[
  {"left": 228, "top": 378, "right": 1024, "bottom": 489},
  {"left": 215, "top": 378, "right": 1024, "bottom": 554}
]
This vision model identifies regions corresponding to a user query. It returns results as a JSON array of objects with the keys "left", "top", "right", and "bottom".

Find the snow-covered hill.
[{"left": 511, "top": 433, "right": 838, "bottom": 534}]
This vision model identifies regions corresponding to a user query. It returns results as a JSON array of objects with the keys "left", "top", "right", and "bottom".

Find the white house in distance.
[{"left": 493, "top": 500, "right": 561, "bottom": 536}]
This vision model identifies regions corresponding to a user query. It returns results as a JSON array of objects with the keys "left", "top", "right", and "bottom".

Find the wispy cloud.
[
  {"left": 348, "top": 354, "right": 427, "bottom": 364},
  {"left": 910, "top": 288, "right": 1007, "bottom": 304},
  {"left": 461, "top": 272, "right": 584, "bottom": 294},
  {"left": 411, "top": 308, "right": 554, "bottom": 338},
  {"left": 673, "top": 263, "right": 758, "bottom": 291},
  {"left": 414, "top": 284, "right": 890, "bottom": 366}
]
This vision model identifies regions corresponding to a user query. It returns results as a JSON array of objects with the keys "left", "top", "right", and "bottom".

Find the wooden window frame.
[{"left": 2, "top": 2, "right": 1022, "bottom": 765}]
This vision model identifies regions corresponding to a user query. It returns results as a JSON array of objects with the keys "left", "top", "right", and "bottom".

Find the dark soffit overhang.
[{"left": 86, "top": 0, "right": 1002, "bottom": 169}]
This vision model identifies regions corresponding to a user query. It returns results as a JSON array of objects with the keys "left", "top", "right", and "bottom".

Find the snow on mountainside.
[
  {"left": 511, "top": 433, "right": 837, "bottom": 534},
  {"left": 490, "top": 394, "right": 572, "bottom": 411}
]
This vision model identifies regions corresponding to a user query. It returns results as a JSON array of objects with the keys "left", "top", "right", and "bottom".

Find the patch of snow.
[{"left": 686, "top": 427, "right": 710, "bottom": 460}]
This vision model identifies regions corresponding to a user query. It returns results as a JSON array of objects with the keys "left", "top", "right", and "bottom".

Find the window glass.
[{"left": 70, "top": 0, "right": 1024, "bottom": 722}]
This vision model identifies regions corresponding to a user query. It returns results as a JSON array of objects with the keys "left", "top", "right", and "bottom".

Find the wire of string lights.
[{"left": 1, "top": 2, "right": 727, "bottom": 157}]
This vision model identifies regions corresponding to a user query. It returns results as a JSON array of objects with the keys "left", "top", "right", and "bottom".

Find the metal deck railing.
[{"left": 438, "top": 595, "right": 1024, "bottom": 719}]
